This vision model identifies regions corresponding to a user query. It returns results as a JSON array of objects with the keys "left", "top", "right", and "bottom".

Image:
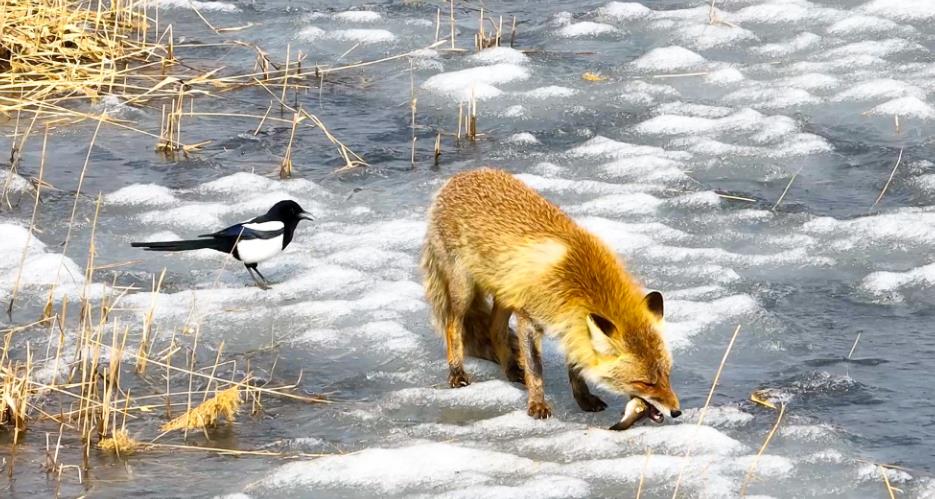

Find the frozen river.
[{"left": 2, "top": 0, "right": 935, "bottom": 497}]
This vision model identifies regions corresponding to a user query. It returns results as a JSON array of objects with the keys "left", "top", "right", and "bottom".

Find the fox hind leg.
[
  {"left": 422, "top": 239, "right": 471, "bottom": 388},
  {"left": 490, "top": 299, "right": 524, "bottom": 383},
  {"left": 441, "top": 259, "right": 474, "bottom": 388}
]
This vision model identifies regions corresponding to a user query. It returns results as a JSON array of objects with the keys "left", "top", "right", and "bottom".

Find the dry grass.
[
  {"left": 1, "top": 0, "right": 366, "bottom": 171},
  {"left": 98, "top": 428, "right": 139, "bottom": 456},
  {"left": 161, "top": 386, "right": 241, "bottom": 432},
  {"left": 671, "top": 324, "right": 742, "bottom": 499}
]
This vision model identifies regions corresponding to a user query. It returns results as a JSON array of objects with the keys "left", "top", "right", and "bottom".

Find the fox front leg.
[
  {"left": 568, "top": 366, "right": 607, "bottom": 412},
  {"left": 516, "top": 311, "right": 551, "bottom": 419}
]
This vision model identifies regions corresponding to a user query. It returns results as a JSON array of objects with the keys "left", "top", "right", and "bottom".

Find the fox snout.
[{"left": 637, "top": 383, "right": 680, "bottom": 419}]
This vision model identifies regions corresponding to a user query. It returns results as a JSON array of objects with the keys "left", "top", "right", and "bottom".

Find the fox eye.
[{"left": 632, "top": 380, "right": 655, "bottom": 388}]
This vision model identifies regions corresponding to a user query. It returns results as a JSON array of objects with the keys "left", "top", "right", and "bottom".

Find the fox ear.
[
  {"left": 586, "top": 313, "right": 616, "bottom": 355},
  {"left": 644, "top": 291, "right": 664, "bottom": 319}
]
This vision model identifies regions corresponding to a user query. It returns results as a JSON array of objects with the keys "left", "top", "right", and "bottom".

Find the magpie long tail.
[{"left": 131, "top": 239, "right": 223, "bottom": 252}]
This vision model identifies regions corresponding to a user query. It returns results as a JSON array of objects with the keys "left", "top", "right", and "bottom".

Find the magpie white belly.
[{"left": 236, "top": 235, "right": 284, "bottom": 264}]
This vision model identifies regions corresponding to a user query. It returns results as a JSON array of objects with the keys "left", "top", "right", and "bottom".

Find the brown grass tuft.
[
  {"left": 98, "top": 429, "right": 139, "bottom": 456},
  {"left": 161, "top": 386, "right": 242, "bottom": 432}
]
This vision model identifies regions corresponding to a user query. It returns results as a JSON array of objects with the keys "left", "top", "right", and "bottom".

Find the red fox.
[{"left": 421, "top": 168, "right": 680, "bottom": 419}]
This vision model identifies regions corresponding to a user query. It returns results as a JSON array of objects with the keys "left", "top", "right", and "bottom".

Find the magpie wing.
[{"left": 199, "top": 220, "right": 284, "bottom": 241}]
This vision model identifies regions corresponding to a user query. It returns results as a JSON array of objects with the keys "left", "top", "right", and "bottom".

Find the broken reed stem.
[
  {"left": 847, "top": 332, "right": 862, "bottom": 359},
  {"left": 671, "top": 324, "right": 742, "bottom": 499},
  {"left": 280, "top": 44, "right": 291, "bottom": 113},
  {"left": 880, "top": 465, "right": 898, "bottom": 499},
  {"left": 772, "top": 168, "right": 801, "bottom": 211},
  {"left": 280, "top": 112, "right": 301, "bottom": 179},
  {"left": 510, "top": 16, "right": 517, "bottom": 47},
  {"left": 636, "top": 448, "right": 652, "bottom": 499},
  {"left": 137, "top": 268, "right": 166, "bottom": 374},
  {"left": 457, "top": 101, "right": 464, "bottom": 142},
  {"left": 870, "top": 147, "right": 903, "bottom": 212},
  {"left": 434, "top": 133, "right": 442, "bottom": 166},
  {"left": 410, "top": 58, "right": 417, "bottom": 167},
  {"left": 450, "top": 0, "right": 456, "bottom": 50},
  {"left": 468, "top": 86, "right": 477, "bottom": 141},
  {"left": 46, "top": 112, "right": 105, "bottom": 316},
  {"left": 85, "top": 335, "right": 330, "bottom": 404},
  {"left": 739, "top": 402, "right": 786, "bottom": 496},
  {"left": 7, "top": 127, "right": 48, "bottom": 319}
]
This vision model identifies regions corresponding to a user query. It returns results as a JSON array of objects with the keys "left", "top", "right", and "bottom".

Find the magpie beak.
[{"left": 131, "top": 199, "right": 313, "bottom": 290}]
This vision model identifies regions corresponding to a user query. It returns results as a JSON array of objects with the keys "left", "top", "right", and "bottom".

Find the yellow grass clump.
[
  {"left": 161, "top": 386, "right": 242, "bottom": 432},
  {"left": 98, "top": 428, "right": 140, "bottom": 456},
  {"left": 0, "top": 0, "right": 162, "bottom": 116},
  {"left": 1, "top": 349, "right": 34, "bottom": 442}
]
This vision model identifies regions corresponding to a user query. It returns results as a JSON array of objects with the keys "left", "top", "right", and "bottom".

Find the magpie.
[{"left": 131, "top": 200, "right": 313, "bottom": 289}]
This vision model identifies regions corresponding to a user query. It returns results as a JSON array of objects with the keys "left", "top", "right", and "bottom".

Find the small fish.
[{"left": 609, "top": 397, "right": 664, "bottom": 431}]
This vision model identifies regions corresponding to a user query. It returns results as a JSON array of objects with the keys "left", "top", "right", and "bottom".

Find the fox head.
[{"left": 580, "top": 291, "right": 681, "bottom": 418}]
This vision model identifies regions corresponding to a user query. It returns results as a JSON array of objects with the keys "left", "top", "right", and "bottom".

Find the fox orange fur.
[{"left": 421, "top": 168, "right": 680, "bottom": 419}]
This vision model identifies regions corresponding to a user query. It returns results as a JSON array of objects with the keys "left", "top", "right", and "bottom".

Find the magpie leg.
[
  {"left": 252, "top": 266, "right": 273, "bottom": 288},
  {"left": 245, "top": 264, "right": 271, "bottom": 290}
]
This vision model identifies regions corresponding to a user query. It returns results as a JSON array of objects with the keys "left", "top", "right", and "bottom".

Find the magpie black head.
[{"left": 265, "top": 200, "right": 314, "bottom": 224}]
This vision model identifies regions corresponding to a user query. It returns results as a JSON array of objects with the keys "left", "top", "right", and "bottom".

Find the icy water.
[{"left": 3, "top": 0, "right": 935, "bottom": 497}]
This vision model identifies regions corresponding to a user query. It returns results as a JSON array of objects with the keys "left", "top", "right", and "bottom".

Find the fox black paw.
[
  {"left": 527, "top": 401, "right": 552, "bottom": 419},
  {"left": 448, "top": 369, "right": 470, "bottom": 388},
  {"left": 575, "top": 394, "right": 607, "bottom": 412}
]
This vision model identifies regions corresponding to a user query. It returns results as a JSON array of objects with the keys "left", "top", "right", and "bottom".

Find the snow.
[
  {"left": 631, "top": 46, "right": 706, "bottom": 72},
  {"left": 298, "top": 27, "right": 396, "bottom": 44},
  {"left": 858, "top": 0, "right": 935, "bottom": 22},
  {"left": 468, "top": 47, "right": 530, "bottom": 65},
  {"left": 422, "top": 64, "right": 531, "bottom": 101},
  {"left": 156, "top": 0, "right": 238, "bottom": 12},
  {"left": 332, "top": 11, "right": 382, "bottom": 23},
  {"left": 106, "top": 184, "right": 178, "bottom": 206},
  {"left": 867, "top": 97, "right": 935, "bottom": 119},
  {"left": 860, "top": 262, "right": 935, "bottom": 300},
  {"left": 558, "top": 22, "right": 618, "bottom": 38},
  {"left": 596, "top": 2, "right": 653, "bottom": 22},
  {"left": 256, "top": 442, "right": 537, "bottom": 494},
  {"left": 506, "top": 132, "right": 540, "bottom": 145},
  {"left": 524, "top": 86, "right": 578, "bottom": 99}
]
